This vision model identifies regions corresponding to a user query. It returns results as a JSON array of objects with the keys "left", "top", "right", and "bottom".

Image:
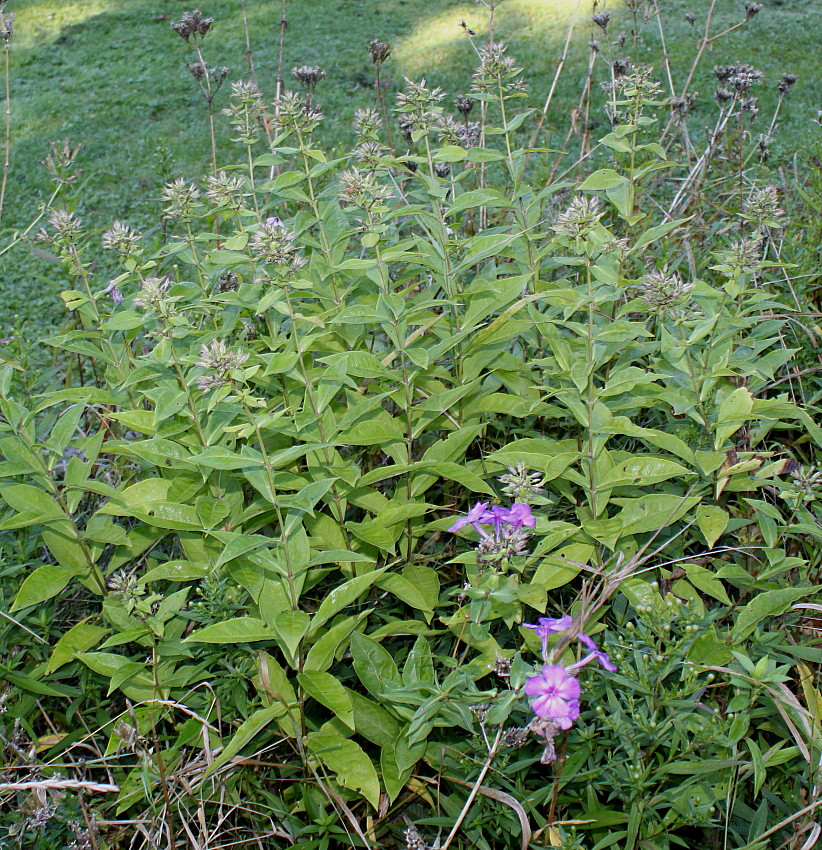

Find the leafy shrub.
[{"left": 1, "top": 24, "right": 821, "bottom": 850}]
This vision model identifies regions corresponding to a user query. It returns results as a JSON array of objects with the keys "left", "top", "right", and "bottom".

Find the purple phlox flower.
[
  {"left": 506, "top": 502, "right": 536, "bottom": 529},
  {"left": 448, "top": 501, "right": 494, "bottom": 534},
  {"left": 448, "top": 501, "right": 535, "bottom": 536},
  {"left": 102, "top": 280, "right": 124, "bottom": 304},
  {"left": 570, "top": 633, "right": 618, "bottom": 672},
  {"left": 524, "top": 665, "right": 581, "bottom": 730},
  {"left": 524, "top": 616, "right": 573, "bottom": 658}
]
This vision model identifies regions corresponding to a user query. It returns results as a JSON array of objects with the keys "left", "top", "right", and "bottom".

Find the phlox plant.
[{"left": 0, "top": 20, "right": 821, "bottom": 850}]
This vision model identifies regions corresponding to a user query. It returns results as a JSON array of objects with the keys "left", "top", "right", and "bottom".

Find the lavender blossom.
[
  {"left": 102, "top": 280, "right": 124, "bottom": 304},
  {"left": 447, "top": 501, "right": 493, "bottom": 534},
  {"left": 524, "top": 666, "right": 581, "bottom": 729},
  {"left": 447, "top": 501, "right": 536, "bottom": 560},
  {"left": 524, "top": 616, "right": 573, "bottom": 658},
  {"left": 574, "top": 633, "right": 618, "bottom": 672}
]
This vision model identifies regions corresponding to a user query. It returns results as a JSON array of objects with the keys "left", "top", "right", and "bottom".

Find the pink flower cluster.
[{"left": 522, "top": 617, "right": 616, "bottom": 729}]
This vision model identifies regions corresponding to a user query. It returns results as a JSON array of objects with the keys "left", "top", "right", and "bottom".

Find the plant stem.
[{"left": 0, "top": 39, "right": 10, "bottom": 226}]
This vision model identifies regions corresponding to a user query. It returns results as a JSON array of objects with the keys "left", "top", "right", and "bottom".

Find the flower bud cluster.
[
  {"left": 161, "top": 178, "right": 201, "bottom": 221},
  {"left": 222, "top": 81, "right": 265, "bottom": 144},
  {"left": 205, "top": 171, "right": 248, "bottom": 211},
  {"left": 102, "top": 221, "right": 141, "bottom": 259},
  {"left": 639, "top": 270, "right": 695, "bottom": 312}
]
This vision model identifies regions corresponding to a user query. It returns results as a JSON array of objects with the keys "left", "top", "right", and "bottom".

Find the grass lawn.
[{"left": 0, "top": 0, "right": 819, "bottom": 336}]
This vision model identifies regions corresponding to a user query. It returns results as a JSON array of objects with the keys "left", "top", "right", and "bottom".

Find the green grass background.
[{"left": 1, "top": 0, "right": 819, "bottom": 335}]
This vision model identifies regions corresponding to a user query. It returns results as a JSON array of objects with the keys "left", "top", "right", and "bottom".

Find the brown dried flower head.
[
  {"left": 368, "top": 39, "right": 392, "bottom": 67},
  {"left": 171, "top": 9, "right": 213, "bottom": 42}
]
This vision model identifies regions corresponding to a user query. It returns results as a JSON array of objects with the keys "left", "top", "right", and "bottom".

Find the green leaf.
[
  {"left": 46, "top": 620, "right": 110, "bottom": 673},
  {"left": 714, "top": 387, "right": 754, "bottom": 449},
  {"left": 303, "top": 616, "right": 362, "bottom": 673},
  {"left": 599, "top": 457, "right": 692, "bottom": 489},
  {"left": 376, "top": 573, "right": 434, "bottom": 615},
  {"left": 298, "top": 672, "right": 354, "bottom": 729},
  {"left": 186, "top": 446, "right": 265, "bottom": 470},
  {"left": 185, "top": 617, "right": 275, "bottom": 644},
  {"left": 348, "top": 691, "right": 401, "bottom": 746},
  {"left": 306, "top": 729, "right": 380, "bottom": 808},
  {"left": 45, "top": 403, "right": 85, "bottom": 456},
  {"left": 732, "top": 587, "right": 819, "bottom": 642},
  {"left": 12, "top": 564, "right": 78, "bottom": 611},
  {"left": 684, "top": 563, "right": 732, "bottom": 606},
  {"left": 579, "top": 168, "right": 628, "bottom": 191},
  {"left": 273, "top": 610, "right": 310, "bottom": 665},
  {"left": 310, "top": 569, "right": 386, "bottom": 633},
  {"left": 204, "top": 704, "right": 286, "bottom": 778},
  {"left": 1, "top": 483, "right": 64, "bottom": 522},
  {"left": 381, "top": 741, "right": 412, "bottom": 803},
  {"left": 696, "top": 505, "right": 729, "bottom": 547},
  {"left": 141, "top": 560, "right": 208, "bottom": 583},
  {"left": 350, "top": 632, "right": 400, "bottom": 697}
]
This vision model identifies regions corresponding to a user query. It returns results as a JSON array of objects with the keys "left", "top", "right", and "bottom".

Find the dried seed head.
[
  {"left": 187, "top": 61, "right": 206, "bottom": 81},
  {"left": 494, "top": 656, "right": 512, "bottom": 678},
  {"left": 41, "top": 139, "right": 82, "bottom": 185},
  {"left": 222, "top": 80, "right": 265, "bottom": 143},
  {"left": 171, "top": 9, "right": 213, "bottom": 41},
  {"left": 612, "top": 57, "right": 632, "bottom": 77},
  {"left": 713, "top": 62, "right": 763, "bottom": 94},
  {"left": 108, "top": 570, "right": 140, "bottom": 598},
  {"left": 714, "top": 87, "right": 734, "bottom": 105},
  {"left": 477, "top": 524, "right": 532, "bottom": 562},
  {"left": 778, "top": 72, "right": 797, "bottom": 95},
  {"left": 292, "top": 65, "right": 326, "bottom": 92},
  {"left": 0, "top": 10, "right": 13, "bottom": 42},
  {"left": 592, "top": 11, "right": 611, "bottom": 30},
  {"left": 355, "top": 140, "right": 385, "bottom": 168},
  {"left": 790, "top": 466, "right": 822, "bottom": 502},
  {"left": 368, "top": 39, "right": 392, "bottom": 67},
  {"left": 398, "top": 115, "right": 416, "bottom": 143},
  {"left": 102, "top": 221, "right": 141, "bottom": 258},
  {"left": 639, "top": 270, "right": 694, "bottom": 311},
  {"left": 685, "top": 12, "right": 696, "bottom": 24},
  {"left": 501, "top": 726, "right": 530, "bottom": 748},
  {"left": 271, "top": 90, "right": 323, "bottom": 132},
  {"left": 740, "top": 95, "right": 758, "bottom": 115},
  {"left": 395, "top": 77, "right": 445, "bottom": 127},
  {"left": 455, "top": 95, "right": 475, "bottom": 118},
  {"left": 217, "top": 271, "right": 239, "bottom": 292},
  {"left": 722, "top": 237, "right": 763, "bottom": 271},
  {"left": 338, "top": 168, "right": 392, "bottom": 210},
  {"left": 744, "top": 0, "right": 762, "bottom": 20},
  {"left": 455, "top": 121, "right": 481, "bottom": 148},
  {"left": 472, "top": 41, "right": 526, "bottom": 97}
]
